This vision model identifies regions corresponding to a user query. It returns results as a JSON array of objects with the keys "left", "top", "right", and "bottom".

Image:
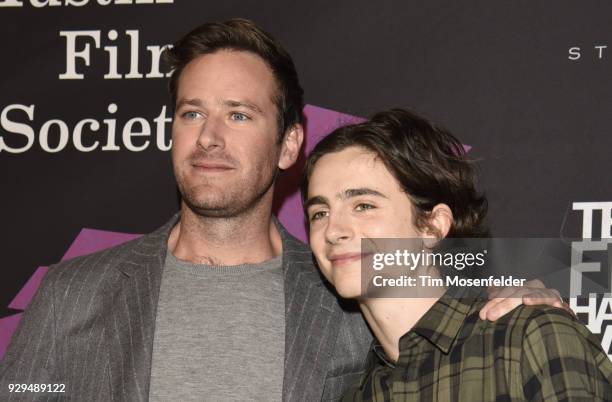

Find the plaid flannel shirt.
[{"left": 343, "top": 287, "right": 612, "bottom": 401}]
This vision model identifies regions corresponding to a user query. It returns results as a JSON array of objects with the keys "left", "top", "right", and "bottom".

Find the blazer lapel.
[
  {"left": 279, "top": 225, "right": 344, "bottom": 401},
  {"left": 103, "top": 216, "right": 177, "bottom": 402}
]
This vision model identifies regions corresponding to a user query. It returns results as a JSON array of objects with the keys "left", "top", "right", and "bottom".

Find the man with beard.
[{"left": 0, "top": 19, "right": 566, "bottom": 402}]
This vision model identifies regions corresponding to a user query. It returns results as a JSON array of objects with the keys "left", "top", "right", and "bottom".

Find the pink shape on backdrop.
[
  {"left": 61, "top": 228, "right": 141, "bottom": 261},
  {"left": 0, "top": 314, "right": 23, "bottom": 362},
  {"left": 8, "top": 266, "right": 49, "bottom": 311},
  {"left": 0, "top": 228, "right": 141, "bottom": 360},
  {"left": 301, "top": 105, "right": 365, "bottom": 153}
]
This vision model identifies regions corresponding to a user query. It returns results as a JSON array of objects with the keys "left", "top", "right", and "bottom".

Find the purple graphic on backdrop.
[
  {"left": 0, "top": 104, "right": 472, "bottom": 360},
  {"left": 0, "top": 229, "right": 140, "bottom": 359}
]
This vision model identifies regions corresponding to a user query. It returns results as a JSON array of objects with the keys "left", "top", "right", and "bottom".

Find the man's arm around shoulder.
[{"left": 520, "top": 307, "right": 612, "bottom": 401}]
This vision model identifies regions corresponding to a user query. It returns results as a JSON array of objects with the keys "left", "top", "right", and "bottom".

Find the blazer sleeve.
[{"left": 0, "top": 266, "right": 61, "bottom": 402}]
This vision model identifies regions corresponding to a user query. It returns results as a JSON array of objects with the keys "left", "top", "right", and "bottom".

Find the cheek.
[
  {"left": 170, "top": 144, "right": 182, "bottom": 166},
  {"left": 171, "top": 133, "right": 191, "bottom": 158},
  {"left": 316, "top": 260, "right": 333, "bottom": 283},
  {"left": 394, "top": 216, "right": 421, "bottom": 238},
  {"left": 236, "top": 139, "right": 278, "bottom": 170},
  {"left": 369, "top": 210, "right": 418, "bottom": 238},
  {"left": 309, "top": 232, "right": 330, "bottom": 273},
  {"left": 309, "top": 233, "right": 323, "bottom": 261},
  {"left": 352, "top": 219, "right": 384, "bottom": 239}
]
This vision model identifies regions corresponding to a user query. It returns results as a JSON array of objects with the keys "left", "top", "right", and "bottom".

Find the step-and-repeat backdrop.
[{"left": 1, "top": 1, "right": 610, "bottom": 359}]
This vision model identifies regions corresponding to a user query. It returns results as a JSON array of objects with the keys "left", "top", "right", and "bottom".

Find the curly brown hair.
[{"left": 301, "top": 108, "right": 488, "bottom": 237}]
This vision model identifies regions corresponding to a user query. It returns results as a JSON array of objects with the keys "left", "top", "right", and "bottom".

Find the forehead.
[
  {"left": 308, "top": 147, "right": 401, "bottom": 196},
  {"left": 176, "top": 50, "right": 278, "bottom": 105}
]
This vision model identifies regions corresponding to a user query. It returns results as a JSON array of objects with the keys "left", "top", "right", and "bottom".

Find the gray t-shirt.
[{"left": 149, "top": 251, "right": 285, "bottom": 402}]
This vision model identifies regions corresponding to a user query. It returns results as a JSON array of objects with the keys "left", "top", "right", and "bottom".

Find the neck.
[
  {"left": 168, "top": 191, "right": 282, "bottom": 266},
  {"left": 358, "top": 269, "right": 446, "bottom": 362}
]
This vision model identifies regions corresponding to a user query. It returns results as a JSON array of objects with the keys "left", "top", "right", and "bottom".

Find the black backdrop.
[{"left": 1, "top": 0, "right": 610, "bottom": 359}]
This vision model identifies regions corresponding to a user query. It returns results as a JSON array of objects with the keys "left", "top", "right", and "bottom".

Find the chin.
[
  {"left": 332, "top": 279, "right": 362, "bottom": 300},
  {"left": 182, "top": 190, "right": 246, "bottom": 217}
]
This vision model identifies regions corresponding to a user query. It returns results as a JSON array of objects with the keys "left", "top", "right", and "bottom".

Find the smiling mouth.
[{"left": 329, "top": 252, "right": 373, "bottom": 267}]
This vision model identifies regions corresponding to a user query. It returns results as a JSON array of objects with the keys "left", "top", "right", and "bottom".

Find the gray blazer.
[{"left": 0, "top": 215, "right": 372, "bottom": 401}]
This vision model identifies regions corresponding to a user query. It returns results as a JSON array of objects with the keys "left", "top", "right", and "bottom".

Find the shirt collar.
[
  {"left": 368, "top": 285, "right": 484, "bottom": 369},
  {"left": 405, "top": 285, "right": 483, "bottom": 354}
]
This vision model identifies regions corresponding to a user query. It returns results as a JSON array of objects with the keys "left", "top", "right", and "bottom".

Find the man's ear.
[
  {"left": 422, "top": 204, "right": 453, "bottom": 248},
  {"left": 278, "top": 124, "right": 304, "bottom": 170}
]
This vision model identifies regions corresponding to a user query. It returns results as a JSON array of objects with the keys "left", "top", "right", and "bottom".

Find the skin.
[
  {"left": 307, "top": 147, "right": 431, "bottom": 298},
  {"left": 168, "top": 50, "right": 303, "bottom": 265},
  {"left": 307, "top": 146, "right": 566, "bottom": 361}
]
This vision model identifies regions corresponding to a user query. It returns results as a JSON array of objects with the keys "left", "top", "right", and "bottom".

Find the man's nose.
[{"left": 196, "top": 115, "right": 225, "bottom": 152}]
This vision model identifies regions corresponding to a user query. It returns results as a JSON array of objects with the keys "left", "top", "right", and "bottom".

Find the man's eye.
[
  {"left": 230, "top": 112, "right": 249, "bottom": 121},
  {"left": 182, "top": 111, "right": 202, "bottom": 120},
  {"left": 355, "top": 203, "right": 375, "bottom": 212},
  {"left": 310, "top": 211, "right": 328, "bottom": 221}
]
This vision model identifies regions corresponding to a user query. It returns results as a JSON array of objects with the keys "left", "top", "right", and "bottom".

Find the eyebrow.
[
  {"left": 344, "top": 188, "right": 387, "bottom": 199},
  {"left": 304, "top": 187, "right": 388, "bottom": 210},
  {"left": 222, "top": 99, "right": 263, "bottom": 115},
  {"left": 175, "top": 98, "right": 264, "bottom": 115},
  {"left": 304, "top": 195, "right": 327, "bottom": 211},
  {"left": 175, "top": 98, "right": 203, "bottom": 109}
]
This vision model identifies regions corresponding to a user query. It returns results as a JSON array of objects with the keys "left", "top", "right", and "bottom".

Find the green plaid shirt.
[{"left": 343, "top": 288, "right": 612, "bottom": 401}]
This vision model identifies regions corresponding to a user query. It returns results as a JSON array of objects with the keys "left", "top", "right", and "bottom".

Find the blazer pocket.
[{"left": 321, "top": 371, "right": 364, "bottom": 401}]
